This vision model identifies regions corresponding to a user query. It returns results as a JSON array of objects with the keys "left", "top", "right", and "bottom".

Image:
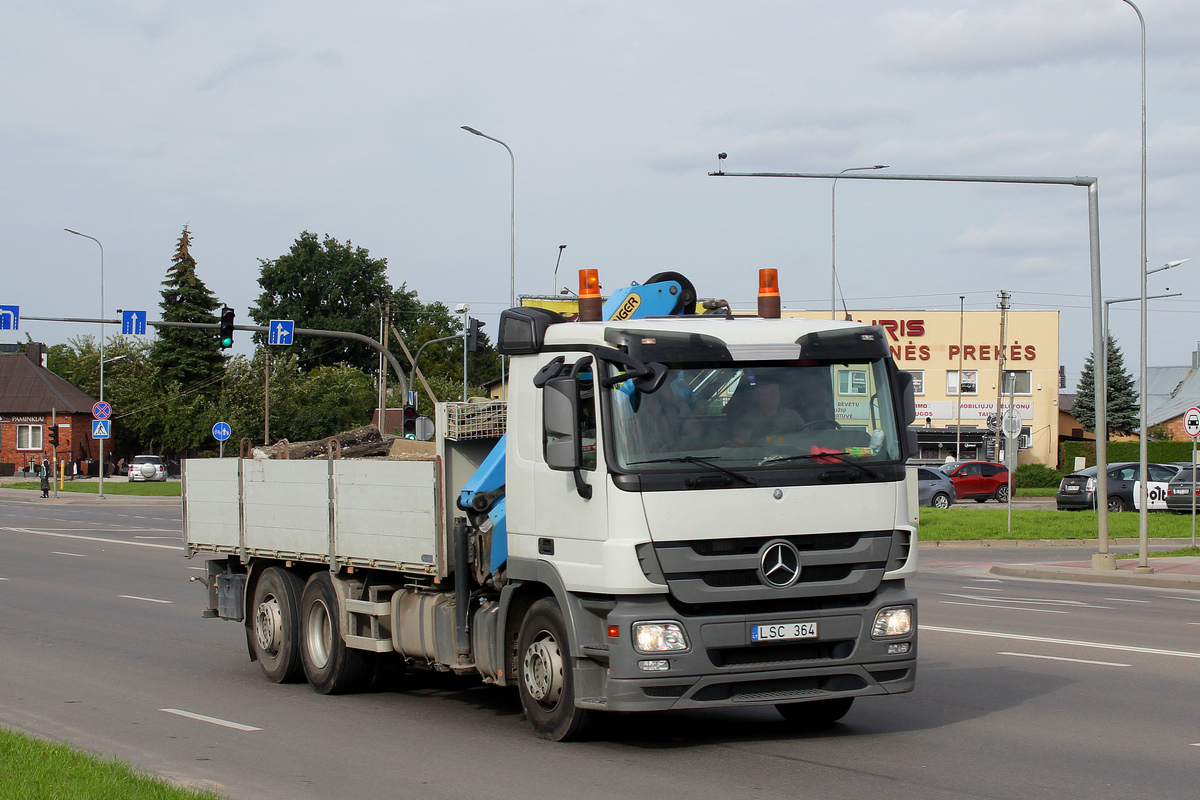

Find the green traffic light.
[{"left": 220, "top": 337, "right": 233, "bottom": 348}]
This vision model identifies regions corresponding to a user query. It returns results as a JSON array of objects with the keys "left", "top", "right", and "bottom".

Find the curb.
[
  {"left": 989, "top": 563, "right": 1200, "bottom": 591},
  {"left": 0, "top": 488, "right": 179, "bottom": 505},
  {"left": 919, "top": 538, "right": 1185, "bottom": 548}
]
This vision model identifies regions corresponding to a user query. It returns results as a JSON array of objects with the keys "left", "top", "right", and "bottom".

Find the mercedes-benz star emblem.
[{"left": 759, "top": 540, "right": 801, "bottom": 588}]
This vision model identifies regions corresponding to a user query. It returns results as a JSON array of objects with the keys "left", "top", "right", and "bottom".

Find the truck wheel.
[
  {"left": 251, "top": 567, "right": 305, "bottom": 683},
  {"left": 517, "top": 598, "right": 591, "bottom": 741},
  {"left": 776, "top": 697, "right": 854, "bottom": 729},
  {"left": 300, "top": 572, "right": 369, "bottom": 695}
]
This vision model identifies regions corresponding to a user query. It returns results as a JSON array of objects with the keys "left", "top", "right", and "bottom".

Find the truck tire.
[
  {"left": 775, "top": 697, "right": 854, "bottom": 728},
  {"left": 517, "top": 598, "right": 591, "bottom": 741},
  {"left": 251, "top": 567, "right": 305, "bottom": 683},
  {"left": 299, "top": 572, "right": 369, "bottom": 695}
]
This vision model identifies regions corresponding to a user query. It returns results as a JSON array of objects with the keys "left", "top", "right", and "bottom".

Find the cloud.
[
  {"left": 198, "top": 45, "right": 290, "bottom": 92},
  {"left": 951, "top": 212, "right": 1077, "bottom": 255},
  {"left": 870, "top": 0, "right": 1198, "bottom": 75}
]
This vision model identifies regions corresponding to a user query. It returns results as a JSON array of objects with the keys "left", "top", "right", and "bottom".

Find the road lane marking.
[
  {"left": 51, "top": 552, "right": 87, "bottom": 558},
  {"left": 963, "top": 586, "right": 1005, "bottom": 591},
  {"left": 922, "top": 625, "right": 1200, "bottom": 660},
  {"left": 2, "top": 528, "right": 178, "bottom": 551},
  {"left": 941, "top": 592, "right": 1110, "bottom": 608},
  {"left": 159, "top": 708, "right": 260, "bottom": 732},
  {"left": 940, "top": 601, "right": 1069, "bottom": 614},
  {"left": 969, "top": 579, "right": 1004, "bottom": 582},
  {"left": 1164, "top": 596, "right": 1200, "bottom": 603},
  {"left": 119, "top": 595, "right": 173, "bottom": 604},
  {"left": 997, "top": 651, "right": 1130, "bottom": 667},
  {"left": 1104, "top": 598, "right": 1151, "bottom": 603},
  {"left": 135, "top": 536, "right": 181, "bottom": 540}
]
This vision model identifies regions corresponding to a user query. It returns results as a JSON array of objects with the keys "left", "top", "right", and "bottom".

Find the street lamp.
[
  {"left": 552, "top": 244, "right": 567, "bottom": 295},
  {"left": 64, "top": 227, "right": 108, "bottom": 499},
  {"left": 832, "top": 165, "right": 888, "bottom": 319},
  {"left": 454, "top": 303, "right": 470, "bottom": 402}
]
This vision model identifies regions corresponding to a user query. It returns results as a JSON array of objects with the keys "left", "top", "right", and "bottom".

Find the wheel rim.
[
  {"left": 305, "top": 598, "right": 333, "bottom": 670},
  {"left": 933, "top": 494, "right": 949, "bottom": 508},
  {"left": 255, "top": 594, "right": 283, "bottom": 655},
  {"left": 522, "top": 631, "right": 564, "bottom": 706},
  {"left": 1109, "top": 498, "right": 1123, "bottom": 512},
  {"left": 998, "top": 487, "right": 1009, "bottom": 501}
]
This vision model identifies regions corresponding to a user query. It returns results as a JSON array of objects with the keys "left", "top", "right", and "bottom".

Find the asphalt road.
[{"left": 1, "top": 499, "right": 1198, "bottom": 799}]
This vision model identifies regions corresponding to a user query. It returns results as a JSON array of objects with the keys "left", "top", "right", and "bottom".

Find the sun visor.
[
  {"left": 794, "top": 326, "right": 890, "bottom": 361},
  {"left": 603, "top": 329, "right": 732, "bottom": 363}
]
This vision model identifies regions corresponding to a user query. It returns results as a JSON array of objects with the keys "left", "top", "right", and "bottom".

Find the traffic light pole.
[{"left": 23, "top": 316, "right": 410, "bottom": 398}]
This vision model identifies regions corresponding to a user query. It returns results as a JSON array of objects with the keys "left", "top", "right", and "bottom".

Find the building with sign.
[
  {"left": 0, "top": 345, "right": 100, "bottom": 474},
  {"left": 786, "top": 309, "right": 1060, "bottom": 467}
]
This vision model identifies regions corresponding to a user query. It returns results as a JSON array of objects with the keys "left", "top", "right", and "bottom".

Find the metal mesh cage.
[{"left": 445, "top": 401, "right": 507, "bottom": 440}]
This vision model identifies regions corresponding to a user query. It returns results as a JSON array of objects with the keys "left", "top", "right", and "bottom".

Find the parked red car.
[{"left": 939, "top": 461, "right": 1010, "bottom": 503}]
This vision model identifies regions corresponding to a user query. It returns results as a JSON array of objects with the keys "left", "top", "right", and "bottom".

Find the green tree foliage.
[
  {"left": 251, "top": 232, "right": 396, "bottom": 373},
  {"left": 151, "top": 227, "right": 224, "bottom": 394},
  {"left": 1071, "top": 335, "right": 1139, "bottom": 437}
]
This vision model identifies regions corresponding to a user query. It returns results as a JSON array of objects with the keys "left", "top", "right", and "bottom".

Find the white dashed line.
[
  {"left": 51, "top": 551, "right": 87, "bottom": 558},
  {"left": 119, "top": 595, "right": 173, "bottom": 604},
  {"left": 923, "top": 625, "right": 1200, "bottom": 660},
  {"left": 159, "top": 708, "right": 260, "bottom": 731},
  {"left": 940, "top": 601, "right": 1069, "bottom": 614},
  {"left": 2, "top": 528, "right": 177, "bottom": 550},
  {"left": 997, "top": 651, "right": 1130, "bottom": 667},
  {"left": 1104, "top": 598, "right": 1151, "bottom": 603}
]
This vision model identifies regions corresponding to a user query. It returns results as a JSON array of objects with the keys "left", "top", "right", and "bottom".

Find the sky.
[{"left": 3, "top": 0, "right": 1199, "bottom": 390}]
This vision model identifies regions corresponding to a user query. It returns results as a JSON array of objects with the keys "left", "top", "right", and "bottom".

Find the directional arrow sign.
[
  {"left": 1185, "top": 407, "right": 1200, "bottom": 440},
  {"left": 121, "top": 310, "right": 147, "bottom": 335},
  {"left": 268, "top": 319, "right": 294, "bottom": 346},
  {"left": 0, "top": 305, "right": 18, "bottom": 331},
  {"left": 91, "top": 419, "right": 111, "bottom": 439},
  {"left": 212, "top": 422, "right": 232, "bottom": 442}
]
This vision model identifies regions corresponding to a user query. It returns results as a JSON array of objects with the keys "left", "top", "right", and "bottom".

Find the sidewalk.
[
  {"left": 0, "top": 485, "right": 180, "bottom": 505},
  {"left": 989, "top": 556, "right": 1200, "bottom": 591}
]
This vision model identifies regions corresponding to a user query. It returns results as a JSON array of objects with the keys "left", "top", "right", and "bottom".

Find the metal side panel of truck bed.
[{"left": 183, "top": 458, "right": 444, "bottom": 575}]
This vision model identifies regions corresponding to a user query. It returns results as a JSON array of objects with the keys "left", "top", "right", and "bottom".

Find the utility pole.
[{"left": 994, "top": 291, "right": 1010, "bottom": 462}]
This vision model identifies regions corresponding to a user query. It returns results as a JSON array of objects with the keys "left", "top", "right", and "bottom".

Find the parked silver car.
[
  {"left": 916, "top": 467, "right": 956, "bottom": 508},
  {"left": 127, "top": 455, "right": 167, "bottom": 482}
]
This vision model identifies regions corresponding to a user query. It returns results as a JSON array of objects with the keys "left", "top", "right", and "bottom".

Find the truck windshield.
[{"left": 609, "top": 359, "right": 901, "bottom": 472}]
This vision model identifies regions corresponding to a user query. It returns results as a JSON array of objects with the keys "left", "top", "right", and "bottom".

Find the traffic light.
[
  {"left": 402, "top": 403, "right": 417, "bottom": 440},
  {"left": 466, "top": 317, "right": 484, "bottom": 353},
  {"left": 219, "top": 307, "right": 236, "bottom": 349},
  {"left": 47, "top": 425, "right": 59, "bottom": 448}
]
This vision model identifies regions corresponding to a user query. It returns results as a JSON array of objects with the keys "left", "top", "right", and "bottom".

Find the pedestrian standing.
[{"left": 40, "top": 472, "right": 50, "bottom": 498}]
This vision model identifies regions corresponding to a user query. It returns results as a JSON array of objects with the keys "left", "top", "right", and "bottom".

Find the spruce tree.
[
  {"left": 151, "top": 226, "right": 225, "bottom": 395},
  {"left": 1071, "top": 335, "right": 1140, "bottom": 436}
]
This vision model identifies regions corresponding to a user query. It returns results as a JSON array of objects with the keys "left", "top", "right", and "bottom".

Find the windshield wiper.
[
  {"left": 628, "top": 456, "right": 757, "bottom": 487},
  {"left": 759, "top": 451, "right": 882, "bottom": 480}
]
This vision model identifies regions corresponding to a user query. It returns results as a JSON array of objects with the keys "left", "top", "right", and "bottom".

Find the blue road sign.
[
  {"left": 92, "top": 401, "right": 112, "bottom": 420},
  {"left": 0, "top": 305, "right": 18, "bottom": 331},
  {"left": 268, "top": 319, "right": 295, "bottom": 346},
  {"left": 92, "top": 419, "right": 111, "bottom": 439},
  {"left": 212, "top": 422, "right": 232, "bottom": 442},
  {"left": 121, "top": 310, "right": 147, "bottom": 335}
]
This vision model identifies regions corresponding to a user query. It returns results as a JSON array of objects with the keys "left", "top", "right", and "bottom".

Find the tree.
[
  {"left": 251, "top": 232, "right": 396, "bottom": 374},
  {"left": 1072, "top": 335, "right": 1140, "bottom": 436},
  {"left": 151, "top": 226, "right": 224, "bottom": 394}
]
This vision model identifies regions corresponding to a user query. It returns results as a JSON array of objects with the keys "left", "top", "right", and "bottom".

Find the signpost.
[
  {"left": 0, "top": 305, "right": 17, "bottom": 330},
  {"left": 1001, "top": 408, "right": 1022, "bottom": 532},
  {"left": 213, "top": 421, "right": 231, "bottom": 458},
  {"left": 1185, "top": 407, "right": 1200, "bottom": 548},
  {"left": 91, "top": 419, "right": 111, "bottom": 439},
  {"left": 92, "top": 401, "right": 112, "bottom": 420},
  {"left": 268, "top": 320, "right": 294, "bottom": 346},
  {"left": 121, "top": 310, "right": 147, "bottom": 335}
]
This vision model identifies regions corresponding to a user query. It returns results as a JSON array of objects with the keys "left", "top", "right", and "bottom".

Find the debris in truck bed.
[{"left": 256, "top": 424, "right": 397, "bottom": 460}]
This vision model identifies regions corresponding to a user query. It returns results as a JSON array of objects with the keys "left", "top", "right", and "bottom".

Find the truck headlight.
[
  {"left": 871, "top": 606, "right": 914, "bottom": 638},
  {"left": 633, "top": 621, "right": 689, "bottom": 653}
]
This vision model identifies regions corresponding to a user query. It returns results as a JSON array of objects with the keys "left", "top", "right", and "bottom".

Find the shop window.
[
  {"left": 1002, "top": 370, "right": 1032, "bottom": 396},
  {"left": 947, "top": 370, "right": 978, "bottom": 396},
  {"left": 905, "top": 370, "right": 924, "bottom": 396},
  {"left": 17, "top": 424, "right": 43, "bottom": 450},
  {"left": 837, "top": 369, "right": 868, "bottom": 396}
]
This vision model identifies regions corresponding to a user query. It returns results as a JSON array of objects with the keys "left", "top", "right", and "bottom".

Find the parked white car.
[{"left": 127, "top": 455, "right": 167, "bottom": 482}]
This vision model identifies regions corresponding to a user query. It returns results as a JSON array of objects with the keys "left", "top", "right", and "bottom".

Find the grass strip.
[
  {"left": 1118, "top": 546, "right": 1200, "bottom": 559},
  {"left": 919, "top": 508, "right": 1200, "bottom": 540},
  {"left": 0, "top": 726, "right": 223, "bottom": 799},
  {"left": 1, "top": 481, "right": 180, "bottom": 497}
]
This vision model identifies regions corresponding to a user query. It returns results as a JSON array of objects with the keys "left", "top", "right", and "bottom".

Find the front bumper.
[{"left": 584, "top": 583, "right": 916, "bottom": 712}]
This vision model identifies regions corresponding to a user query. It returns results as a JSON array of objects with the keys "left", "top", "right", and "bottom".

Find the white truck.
[{"left": 184, "top": 272, "right": 919, "bottom": 740}]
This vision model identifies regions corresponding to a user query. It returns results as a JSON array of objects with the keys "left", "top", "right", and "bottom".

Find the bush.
[
  {"left": 1061, "top": 439, "right": 1196, "bottom": 467},
  {"left": 1013, "top": 463, "right": 1063, "bottom": 488}
]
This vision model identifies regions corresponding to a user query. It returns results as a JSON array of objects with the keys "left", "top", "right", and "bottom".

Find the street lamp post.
[
  {"left": 462, "top": 125, "right": 515, "bottom": 400},
  {"left": 552, "top": 244, "right": 567, "bottom": 295},
  {"left": 64, "top": 228, "right": 107, "bottom": 499},
  {"left": 832, "top": 165, "right": 888, "bottom": 319}
]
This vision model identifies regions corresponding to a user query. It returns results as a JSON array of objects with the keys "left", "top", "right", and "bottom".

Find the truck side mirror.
[
  {"left": 543, "top": 377, "right": 582, "bottom": 471},
  {"left": 896, "top": 372, "right": 917, "bottom": 425}
]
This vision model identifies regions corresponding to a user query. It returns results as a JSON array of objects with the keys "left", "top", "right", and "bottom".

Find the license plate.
[
  {"left": 1064, "top": 485, "right": 1080, "bottom": 493},
  {"left": 751, "top": 621, "right": 818, "bottom": 642}
]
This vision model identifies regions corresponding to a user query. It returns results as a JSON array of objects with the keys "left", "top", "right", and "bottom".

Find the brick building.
[{"left": 0, "top": 346, "right": 100, "bottom": 474}]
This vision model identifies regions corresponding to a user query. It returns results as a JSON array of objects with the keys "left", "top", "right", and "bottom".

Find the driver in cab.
[{"left": 728, "top": 378, "right": 804, "bottom": 447}]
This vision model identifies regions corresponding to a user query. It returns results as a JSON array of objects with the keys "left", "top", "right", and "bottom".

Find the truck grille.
[{"left": 648, "top": 530, "right": 897, "bottom": 605}]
